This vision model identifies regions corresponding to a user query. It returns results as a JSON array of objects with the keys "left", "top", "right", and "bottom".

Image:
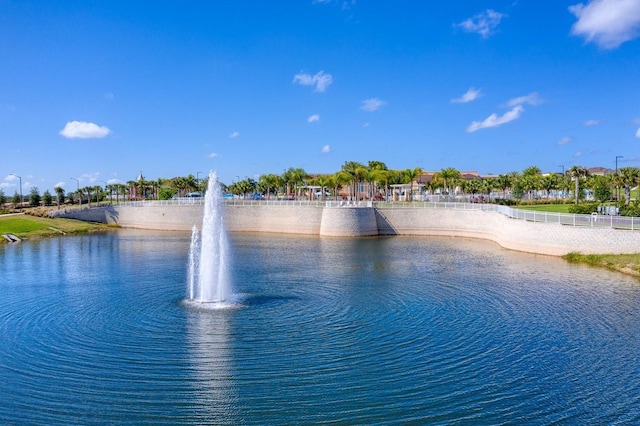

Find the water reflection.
[{"left": 186, "top": 306, "right": 238, "bottom": 424}]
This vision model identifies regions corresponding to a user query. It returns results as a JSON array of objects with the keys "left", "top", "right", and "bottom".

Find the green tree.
[
  {"left": 11, "top": 191, "right": 21, "bottom": 207},
  {"left": 618, "top": 167, "right": 640, "bottom": 204},
  {"left": 340, "top": 161, "right": 366, "bottom": 200},
  {"left": 496, "top": 174, "right": 513, "bottom": 198},
  {"left": 403, "top": 167, "right": 422, "bottom": 201},
  {"left": 540, "top": 174, "right": 560, "bottom": 199},
  {"left": 29, "top": 187, "right": 41, "bottom": 207},
  {"left": 592, "top": 175, "right": 612, "bottom": 203},
  {"left": 54, "top": 186, "right": 65, "bottom": 206},
  {"left": 567, "top": 165, "right": 589, "bottom": 204},
  {"left": 439, "top": 167, "right": 461, "bottom": 195},
  {"left": 0, "top": 189, "right": 6, "bottom": 206},
  {"left": 42, "top": 190, "right": 53, "bottom": 206}
]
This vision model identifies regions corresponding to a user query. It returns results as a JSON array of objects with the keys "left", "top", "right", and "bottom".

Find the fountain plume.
[{"left": 187, "top": 171, "right": 232, "bottom": 303}]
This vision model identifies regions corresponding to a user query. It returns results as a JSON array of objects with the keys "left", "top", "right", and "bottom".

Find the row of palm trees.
[
  {"left": 54, "top": 174, "right": 207, "bottom": 206},
  {"left": 243, "top": 163, "right": 640, "bottom": 204},
  {"left": 52, "top": 164, "right": 640, "bottom": 206}
]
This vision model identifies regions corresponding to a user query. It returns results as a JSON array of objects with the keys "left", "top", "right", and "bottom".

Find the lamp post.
[
  {"left": 100, "top": 180, "right": 109, "bottom": 204},
  {"left": 10, "top": 174, "right": 22, "bottom": 208},
  {"left": 557, "top": 166, "right": 565, "bottom": 199},
  {"left": 196, "top": 171, "right": 202, "bottom": 195},
  {"left": 70, "top": 178, "right": 80, "bottom": 205},
  {"left": 616, "top": 156, "right": 623, "bottom": 201}
]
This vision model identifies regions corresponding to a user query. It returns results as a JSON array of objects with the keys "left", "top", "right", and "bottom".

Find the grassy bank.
[
  {"left": 0, "top": 213, "right": 112, "bottom": 243},
  {"left": 563, "top": 252, "right": 640, "bottom": 278}
]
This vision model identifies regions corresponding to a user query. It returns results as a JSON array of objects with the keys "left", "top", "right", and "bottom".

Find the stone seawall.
[{"left": 51, "top": 204, "right": 640, "bottom": 256}]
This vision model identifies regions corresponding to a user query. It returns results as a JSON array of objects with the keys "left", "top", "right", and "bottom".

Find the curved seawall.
[{"left": 51, "top": 203, "right": 640, "bottom": 256}]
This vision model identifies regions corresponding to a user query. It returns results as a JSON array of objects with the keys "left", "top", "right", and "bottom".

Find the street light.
[
  {"left": 196, "top": 172, "right": 202, "bottom": 194},
  {"left": 616, "top": 156, "right": 623, "bottom": 200},
  {"left": 100, "top": 180, "right": 109, "bottom": 204},
  {"left": 10, "top": 174, "right": 22, "bottom": 208},
  {"left": 70, "top": 178, "right": 80, "bottom": 205}
]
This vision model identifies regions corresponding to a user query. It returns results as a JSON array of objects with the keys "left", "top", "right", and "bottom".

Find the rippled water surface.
[{"left": 2, "top": 230, "right": 640, "bottom": 424}]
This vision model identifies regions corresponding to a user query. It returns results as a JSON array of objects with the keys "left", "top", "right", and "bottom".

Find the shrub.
[{"left": 567, "top": 202, "right": 599, "bottom": 214}]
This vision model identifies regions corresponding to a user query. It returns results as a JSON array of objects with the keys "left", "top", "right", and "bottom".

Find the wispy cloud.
[
  {"left": 574, "top": 151, "right": 582, "bottom": 157},
  {"left": 455, "top": 9, "right": 506, "bottom": 38},
  {"left": 322, "top": 145, "right": 331, "bottom": 153},
  {"left": 229, "top": 131, "right": 239, "bottom": 138},
  {"left": 636, "top": 127, "right": 640, "bottom": 138},
  {"left": 557, "top": 136, "right": 572, "bottom": 145},
  {"left": 360, "top": 98, "right": 386, "bottom": 112},
  {"left": 583, "top": 119, "right": 600, "bottom": 126},
  {"left": 451, "top": 88, "right": 481, "bottom": 104},
  {"left": 292, "top": 71, "right": 333, "bottom": 92},
  {"left": 569, "top": 0, "right": 640, "bottom": 49},
  {"left": 308, "top": 114, "right": 320, "bottom": 123},
  {"left": 59, "top": 121, "right": 111, "bottom": 139},
  {"left": 467, "top": 105, "right": 524, "bottom": 133},
  {"left": 505, "top": 92, "right": 543, "bottom": 107},
  {"left": 208, "top": 152, "right": 220, "bottom": 158}
]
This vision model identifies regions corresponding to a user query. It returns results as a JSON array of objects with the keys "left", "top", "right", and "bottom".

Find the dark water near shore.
[{"left": 1, "top": 230, "right": 640, "bottom": 424}]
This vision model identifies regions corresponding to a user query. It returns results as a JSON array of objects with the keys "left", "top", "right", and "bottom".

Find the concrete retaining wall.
[
  {"left": 319, "top": 207, "right": 378, "bottom": 237},
  {"left": 51, "top": 204, "right": 640, "bottom": 255}
]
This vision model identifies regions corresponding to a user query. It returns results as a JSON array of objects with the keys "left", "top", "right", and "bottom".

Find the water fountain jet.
[{"left": 187, "top": 171, "right": 233, "bottom": 305}]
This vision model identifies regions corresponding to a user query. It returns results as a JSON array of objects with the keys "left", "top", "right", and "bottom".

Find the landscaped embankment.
[{"left": 50, "top": 202, "right": 640, "bottom": 256}]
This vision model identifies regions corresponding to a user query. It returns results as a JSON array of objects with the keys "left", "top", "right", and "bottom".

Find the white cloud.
[
  {"left": 292, "top": 71, "right": 333, "bottom": 92},
  {"left": 636, "top": 127, "right": 640, "bottom": 138},
  {"left": 360, "top": 98, "right": 386, "bottom": 112},
  {"left": 466, "top": 105, "right": 524, "bottom": 132},
  {"left": 557, "top": 136, "right": 572, "bottom": 145},
  {"left": 583, "top": 119, "right": 600, "bottom": 126},
  {"left": 80, "top": 172, "right": 100, "bottom": 184},
  {"left": 229, "top": 131, "right": 239, "bottom": 138},
  {"left": 104, "top": 93, "right": 114, "bottom": 100},
  {"left": 308, "top": 114, "right": 320, "bottom": 123},
  {"left": 5, "top": 174, "right": 20, "bottom": 183},
  {"left": 208, "top": 152, "right": 220, "bottom": 158},
  {"left": 451, "top": 88, "right": 481, "bottom": 104},
  {"left": 569, "top": 0, "right": 640, "bottom": 49},
  {"left": 505, "top": 92, "right": 543, "bottom": 107},
  {"left": 54, "top": 181, "right": 66, "bottom": 189},
  {"left": 60, "top": 121, "right": 111, "bottom": 139},
  {"left": 362, "top": 122, "right": 370, "bottom": 127},
  {"left": 574, "top": 151, "right": 582, "bottom": 157},
  {"left": 322, "top": 145, "right": 331, "bottom": 153},
  {"left": 455, "top": 9, "right": 506, "bottom": 38}
]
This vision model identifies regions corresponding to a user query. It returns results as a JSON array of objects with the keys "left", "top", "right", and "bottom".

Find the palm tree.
[
  {"left": 54, "top": 186, "right": 65, "bottom": 208},
  {"left": 618, "top": 167, "right": 640, "bottom": 204},
  {"left": 567, "top": 165, "right": 589, "bottom": 204},
  {"left": 258, "top": 173, "right": 279, "bottom": 199},
  {"left": 521, "top": 166, "right": 542, "bottom": 200},
  {"left": 540, "top": 174, "right": 560, "bottom": 199},
  {"left": 403, "top": 167, "right": 422, "bottom": 201},
  {"left": 341, "top": 161, "right": 366, "bottom": 200},
  {"left": 333, "top": 170, "right": 352, "bottom": 200},
  {"left": 496, "top": 174, "right": 512, "bottom": 198},
  {"left": 440, "top": 167, "right": 461, "bottom": 195}
]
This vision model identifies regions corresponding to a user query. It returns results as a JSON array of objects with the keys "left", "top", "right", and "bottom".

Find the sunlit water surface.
[{"left": 1, "top": 230, "right": 640, "bottom": 424}]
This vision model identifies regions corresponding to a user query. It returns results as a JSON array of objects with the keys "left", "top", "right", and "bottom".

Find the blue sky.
[{"left": 2, "top": 0, "right": 640, "bottom": 193}]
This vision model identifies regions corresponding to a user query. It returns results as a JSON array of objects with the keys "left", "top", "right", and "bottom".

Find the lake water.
[{"left": 1, "top": 230, "right": 640, "bottom": 424}]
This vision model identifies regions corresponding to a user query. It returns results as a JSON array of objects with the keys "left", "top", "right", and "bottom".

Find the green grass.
[
  {"left": 563, "top": 252, "right": 640, "bottom": 277},
  {"left": 516, "top": 204, "right": 573, "bottom": 213},
  {"left": 0, "top": 214, "right": 111, "bottom": 241}
]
